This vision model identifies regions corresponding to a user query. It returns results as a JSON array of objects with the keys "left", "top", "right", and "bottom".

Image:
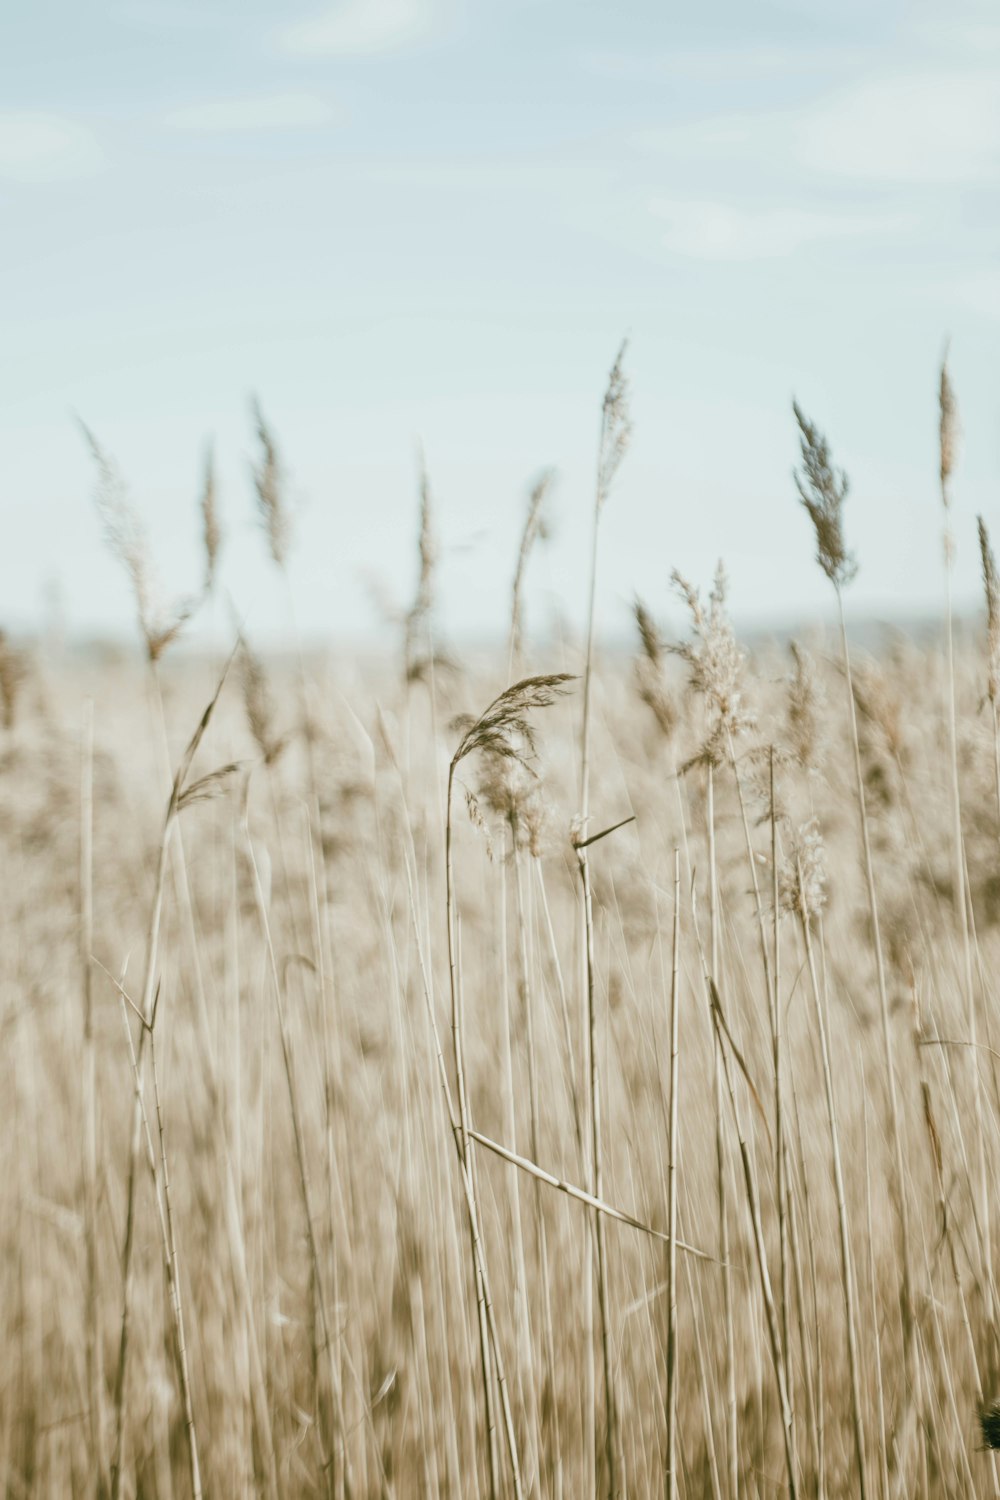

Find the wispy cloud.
[
  {"left": 0, "top": 112, "right": 103, "bottom": 183},
  {"left": 279, "top": 0, "right": 439, "bottom": 58},
  {"left": 164, "top": 93, "right": 339, "bottom": 133},
  {"left": 797, "top": 71, "right": 1000, "bottom": 183},
  {"left": 649, "top": 197, "right": 914, "bottom": 261},
  {"left": 635, "top": 65, "right": 1000, "bottom": 188},
  {"left": 580, "top": 43, "right": 863, "bottom": 84}
]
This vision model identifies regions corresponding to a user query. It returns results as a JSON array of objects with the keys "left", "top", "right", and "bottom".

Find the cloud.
[
  {"left": 164, "top": 94, "right": 339, "bottom": 132},
  {"left": 635, "top": 66, "right": 1000, "bottom": 188},
  {"left": 797, "top": 72, "right": 1000, "bottom": 183},
  {"left": 0, "top": 112, "right": 103, "bottom": 183},
  {"left": 580, "top": 43, "right": 864, "bottom": 84},
  {"left": 649, "top": 197, "right": 914, "bottom": 261},
  {"left": 279, "top": 0, "right": 438, "bottom": 57}
]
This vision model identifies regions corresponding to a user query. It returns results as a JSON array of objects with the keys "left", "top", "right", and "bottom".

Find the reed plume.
[
  {"left": 404, "top": 448, "right": 440, "bottom": 684},
  {"left": 940, "top": 354, "right": 958, "bottom": 507},
  {"left": 82, "top": 424, "right": 195, "bottom": 661},
  {"left": 786, "top": 640, "right": 823, "bottom": 771},
  {"left": 632, "top": 597, "right": 675, "bottom": 740},
  {"left": 238, "top": 636, "right": 286, "bottom": 766},
  {"left": 978, "top": 517, "right": 1000, "bottom": 708},
  {"left": 509, "top": 469, "right": 553, "bottom": 671},
  {"left": 200, "top": 442, "right": 222, "bottom": 593},
  {"left": 250, "top": 398, "right": 291, "bottom": 569},
  {"left": 792, "top": 402, "right": 857, "bottom": 590}
]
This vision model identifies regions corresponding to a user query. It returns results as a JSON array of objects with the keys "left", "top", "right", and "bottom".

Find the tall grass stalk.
[
  {"left": 707, "top": 975, "right": 799, "bottom": 1498},
  {"left": 665, "top": 848, "right": 681, "bottom": 1500},
  {"left": 798, "top": 890, "right": 869, "bottom": 1498},
  {"left": 242, "top": 780, "right": 349, "bottom": 1487},
  {"left": 706, "top": 766, "right": 738, "bottom": 1500},
  {"left": 79, "top": 699, "right": 105, "bottom": 1492},
  {"left": 793, "top": 402, "right": 915, "bottom": 1458},
  {"left": 578, "top": 340, "right": 630, "bottom": 1499},
  {"left": 939, "top": 359, "right": 994, "bottom": 1337},
  {"left": 445, "top": 678, "right": 570, "bottom": 1499},
  {"left": 108, "top": 663, "right": 231, "bottom": 1499}
]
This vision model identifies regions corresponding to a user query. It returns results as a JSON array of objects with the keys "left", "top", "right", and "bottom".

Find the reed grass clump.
[{"left": 7, "top": 341, "right": 1000, "bottom": 1500}]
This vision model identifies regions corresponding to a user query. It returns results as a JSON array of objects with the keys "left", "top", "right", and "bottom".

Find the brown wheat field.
[{"left": 4, "top": 359, "right": 1000, "bottom": 1498}]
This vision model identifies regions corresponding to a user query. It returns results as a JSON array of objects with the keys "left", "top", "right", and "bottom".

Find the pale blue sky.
[{"left": 4, "top": 0, "right": 1000, "bottom": 646}]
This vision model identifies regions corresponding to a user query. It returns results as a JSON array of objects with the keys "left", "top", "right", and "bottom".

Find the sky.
[{"left": 3, "top": 0, "right": 1000, "bottom": 650}]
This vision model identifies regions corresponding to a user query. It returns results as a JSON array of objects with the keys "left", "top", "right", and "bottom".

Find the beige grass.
[{"left": 3, "top": 365, "right": 1000, "bottom": 1500}]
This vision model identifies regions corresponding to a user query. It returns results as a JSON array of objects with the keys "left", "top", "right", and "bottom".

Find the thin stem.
[{"left": 665, "top": 849, "right": 681, "bottom": 1500}]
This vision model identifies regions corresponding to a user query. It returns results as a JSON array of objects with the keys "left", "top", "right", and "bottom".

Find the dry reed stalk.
[
  {"left": 448, "top": 676, "right": 572, "bottom": 1496},
  {"left": 510, "top": 837, "right": 562, "bottom": 1495},
  {"left": 937, "top": 358, "right": 994, "bottom": 1342},
  {"left": 509, "top": 468, "right": 553, "bottom": 675},
  {"left": 793, "top": 402, "right": 916, "bottom": 1468},
  {"left": 706, "top": 764, "right": 738, "bottom": 1500},
  {"left": 680, "top": 1172, "right": 724, "bottom": 1500},
  {"left": 909, "top": 991, "right": 987, "bottom": 1412},
  {"left": 705, "top": 973, "right": 799, "bottom": 1498},
  {"left": 784, "top": 1156, "right": 820, "bottom": 1493},
  {"left": 665, "top": 848, "right": 681, "bottom": 1500},
  {"left": 578, "top": 340, "right": 631, "bottom": 1500},
  {"left": 466, "top": 1130, "right": 711, "bottom": 1257},
  {"left": 148, "top": 662, "right": 279, "bottom": 1497},
  {"left": 768, "top": 753, "right": 793, "bottom": 1392},
  {"left": 301, "top": 811, "right": 356, "bottom": 1497},
  {"left": 104, "top": 968, "right": 202, "bottom": 1498},
  {"left": 79, "top": 700, "right": 105, "bottom": 1491},
  {"left": 148, "top": 1019, "right": 202, "bottom": 1497},
  {"left": 108, "top": 659, "right": 232, "bottom": 1499},
  {"left": 671, "top": 566, "right": 749, "bottom": 1500},
  {"left": 860, "top": 1080, "right": 890, "bottom": 1500},
  {"left": 795, "top": 870, "right": 869, "bottom": 1499},
  {"left": 242, "top": 779, "right": 349, "bottom": 1486},
  {"left": 978, "top": 519, "right": 1000, "bottom": 911},
  {"left": 404, "top": 856, "right": 523, "bottom": 1499},
  {"left": 496, "top": 859, "right": 543, "bottom": 1483},
  {"left": 789, "top": 1083, "right": 826, "bottom": 1500}
]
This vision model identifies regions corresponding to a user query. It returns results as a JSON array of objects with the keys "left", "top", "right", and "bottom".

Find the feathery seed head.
[
  {"left": 779, "top": 819, "right": 828, "bottom": 923},
  {"left": 510, "top": 469, "right": 554, "bottom": 666},
  {"left": 250, "top": 398, "right": 291, "bottom": 569},
  {"left": 451, "top": 674, "right": 575, "bottom": 774},
  {"left": 82, "top": 423, "right": 194, "bottom": 661},
  {"left": 792, "top": 401, "right": 857, "bottom": 590},
  {"left": 978, "top": 516, "right": 1000, "bottom": 705},
  {"left": 596, "top": 340, "right": 632, "bottom": 508},
  {"left": 939, "top": 355, "right": 958, "bottom": 500},
  {"left": 200, "top": 443, "right": 222, "bottom": 594},
  {"left": 632, "top": 596, "right": 676, "bottom": 740},
  {"left": 404, "top": 449, "right": 440, "bottom": 683},
  {"left": 670, "top": 562, "right": 753, "bottom": 742},
  {"left": 787, "top": 640, "right": 824, "bottom": 770}
]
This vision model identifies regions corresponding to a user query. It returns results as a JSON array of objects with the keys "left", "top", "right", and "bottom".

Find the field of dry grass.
[{"left": 4, "top": 358, "right": 1000, "bottom": 1498}]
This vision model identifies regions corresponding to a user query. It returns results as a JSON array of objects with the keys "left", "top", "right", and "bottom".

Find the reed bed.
[{"left": 3, "top": 354, "right": 1000, "bottom": 1498}]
